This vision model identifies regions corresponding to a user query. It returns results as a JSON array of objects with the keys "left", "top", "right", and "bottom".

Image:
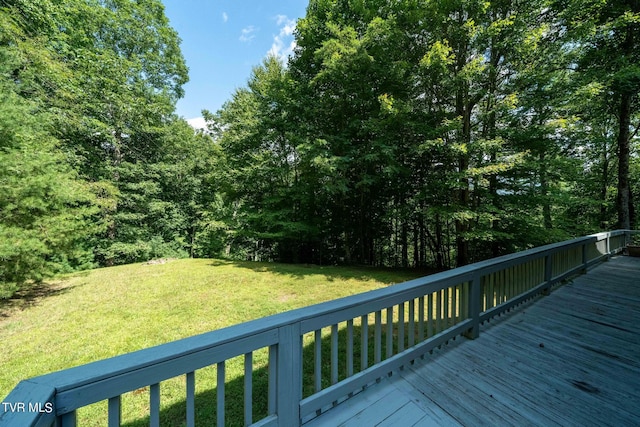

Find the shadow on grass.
[
  {"left": 121, "top": 318, "right": 459, "bottom": 427},
  {"left": 208, "top": 258, "right": 436, "bottom": 285},
  {"left": 0, "top": 282, "right": 77, "bottom": 318}
]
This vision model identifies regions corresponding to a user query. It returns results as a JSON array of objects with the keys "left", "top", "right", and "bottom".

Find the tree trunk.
[
  {"left": 616, "top": 91, "right": 632, "bottom": 230},
  {"left": 600, "top": 140, "right": 610, "bottom": 229},
  {"left": 455, "top": 107, "right": 472, "bottom": 267},
  {"left": 401, "top": 220, "right": 409, "bottom": 268}
]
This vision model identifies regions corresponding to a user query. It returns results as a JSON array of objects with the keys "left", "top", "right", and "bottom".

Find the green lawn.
[{"left": 0, "top": 259, "right": 424, "bottom": 426}]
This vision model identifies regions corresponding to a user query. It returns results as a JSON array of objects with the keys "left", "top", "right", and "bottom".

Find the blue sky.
[{"left": 161, "top": 1, "right": 309, "bottom": 126}]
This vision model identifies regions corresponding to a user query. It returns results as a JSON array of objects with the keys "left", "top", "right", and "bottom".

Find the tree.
[
  {"left": 215, "top": 57, "right": 321, "bottom": 262},
  {"left": 562, "top": 0, "right": 640, "bottom": 229},
  {"left": 1, "top": 0, "right": 204, "bottom": 271},
  {"left": 0, "top": 9, "right": 97, "bottom": 294}
]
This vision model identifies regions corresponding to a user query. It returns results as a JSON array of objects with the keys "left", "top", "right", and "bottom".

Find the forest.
[{"left": 1, "top": 0, "right": 639, "bottom": 298}]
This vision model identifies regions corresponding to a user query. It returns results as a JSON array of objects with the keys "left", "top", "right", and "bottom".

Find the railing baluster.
[
  {"left": 314, "top": 329, "right": 322, "bottom": 392},
  {"left": 150, "top": 383, "right": 160, "bottom": 427},
  {"left": 217, "top": 361, "right": 225, "bottom": 427},
  {"left": 374, "top": 310, "right": 382, "bottom": 363},
  {"left": 386, "top": 307, "right": 393, "bottom": 359},
  {"left": 331, "top": 324, "right": 338, "bottom": 385},
  {"left": 408, "top": 299, "right": 415, "bottom": 347},
  {"left": 488, "top": 273, "right": 494, "bottom": 310},
  {"left": 427, "top": 293, "right": 433, "bottom": 337},
  {"left": 453, "top": 286, "right": 458, "bottom": 324},
  {"left": 398, "top": 302, "right": 405, "bottom": 352},
  {"left": 444, "top": 287, "right": 453, "bottom": 329},
  {"left": 444, "top": 287, "right": 450, "bottom": 329},
  {"left": 186, "top": 371, "right": 195, "bottom": 427},
  {"left": 465, "top": 274, "right": 481, "bottom": 339},
  {"left": 463, "top": 281, "right": 469, "bottom": 319},
  {"left": 361, "top": 314, "right": 368, "bottom": 370},
  {"left": 504, "top": 268, "right": 509, "bottom": 302},
  {"left": 346, "top": 319, "right": 354, "bottom": 377},
  {"left": 435, "top": 290, "right": 442, "bottom": 333},
  {"left": 268, "top": 344, "right": 277, "bottom": 415},
  {"left": 59, "top": 411, "right": 77, "bottom": 427},
  {"left": 244, "top": 352, "right": 253, "bottom": 425},
  {"left": 512, "top": 266, "right": 516, "bottom": 299},
  {"left": 418, "top": 296, "right": 425, "bottom": 341},
  {"left": 108, "top": 395, "right": 120, "bottom": 427},
  {"left": 544, "top": 253, "right": 552, "bottom": 295}
]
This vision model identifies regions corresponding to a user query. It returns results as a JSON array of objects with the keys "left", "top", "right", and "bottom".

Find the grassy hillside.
[{"left": 0, "top": 258, "right": 423, "bottom": 425}]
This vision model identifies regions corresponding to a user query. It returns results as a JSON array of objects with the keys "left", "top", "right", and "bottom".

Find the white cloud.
[
  {"left": 275, "top": 15, "right": 289, "bottom": 26},
  {"left": 240, "top": 26, "right": 257, "bottom": 43},
  {"left": 187, "top": 117, "right": 207, "bottom": 130},
  {"left": 222, "top": 12, "right": 228, "bottom": 23},
  {"left": 268, "top": 15, "right": 297, "bottom": 61}
]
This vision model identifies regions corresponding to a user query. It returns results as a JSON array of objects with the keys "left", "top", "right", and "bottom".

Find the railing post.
[
  {"left": 543, "top": 254, "right": 552, "bottom": 296},
  {"left": 277, "top": 323, "right": 302, "bottom": 426},
  {"left": 581, "top": 243, "right": 588, "bottom": 273},
  {"left": 464, "top": 274, "right": 481, "bottom": 340}
]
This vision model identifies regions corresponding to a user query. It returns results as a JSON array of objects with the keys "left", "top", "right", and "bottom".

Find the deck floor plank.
[
  {"left": 484, "top": 326, "right": 640, "bottom": 425},
  {"left": 303, "top": 380, "right": 399, "bottom": 427},
  {"left": 374, "top": 401, "right": 426, "bottom": 427},
  {"left": 306, "top": 256, "right": 640, "bottom": 427},
  {"left": 433, "top": 326, "right": 605, "bottom": 426},
  {"left": 384, "top": 367, "right": 464, "bottom": 427},
  {"left": 336, "top": 391, "right": 410, "bottom": 427}
]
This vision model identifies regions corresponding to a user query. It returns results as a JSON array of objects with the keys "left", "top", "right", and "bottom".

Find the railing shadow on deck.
[{"left": 1, "top": 230, "right": 634, "bottom": 427}]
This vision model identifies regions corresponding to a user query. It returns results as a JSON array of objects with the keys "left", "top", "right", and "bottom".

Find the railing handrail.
[{"left": 1, "top": 229, "right": 633, "bottom": 426}]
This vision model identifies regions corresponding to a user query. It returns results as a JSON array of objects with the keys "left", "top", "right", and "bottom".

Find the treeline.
[
  {"left": 1, "top": 0, "right": 639, "bottom": 297},
  {"left": 213, "top": 0, "right": 640, "bottom": 268},
  {"left": 0, "top": 0, "right": 222, "bottom": 297}
]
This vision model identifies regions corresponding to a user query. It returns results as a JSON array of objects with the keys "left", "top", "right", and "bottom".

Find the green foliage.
[
  {"left": 0, "top": 71, "right": 97, "bottom": 295},
  {"left": 214, "top": 0, "right": 638, "bottom": 269},
  {"left": 0, "top": 0, "right": 209, "bottom": 290},
  {"left": 2, "top": 0, "right": 638, "bottom": 286}
]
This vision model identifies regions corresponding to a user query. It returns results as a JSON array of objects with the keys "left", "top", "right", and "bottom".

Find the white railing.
[{"left": 0, "top": 230, "right": 632, "bottom": 426}]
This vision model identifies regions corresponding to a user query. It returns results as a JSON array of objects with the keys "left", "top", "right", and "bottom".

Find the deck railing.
[{"left": 0, "top": 230, "right": 633, "bottom": 426}]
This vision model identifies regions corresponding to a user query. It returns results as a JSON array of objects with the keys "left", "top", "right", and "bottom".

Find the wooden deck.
[{"left": 305, "top": 255, "right": 640, "bottom": 427}]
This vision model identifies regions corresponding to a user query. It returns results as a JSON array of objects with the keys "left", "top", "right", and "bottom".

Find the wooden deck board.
[
  {"left": 485, "top": 326, "right": 640, "bottom": 424},
  {"left": 306, "top": 256, "right": 640, "bottom": 426}
]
